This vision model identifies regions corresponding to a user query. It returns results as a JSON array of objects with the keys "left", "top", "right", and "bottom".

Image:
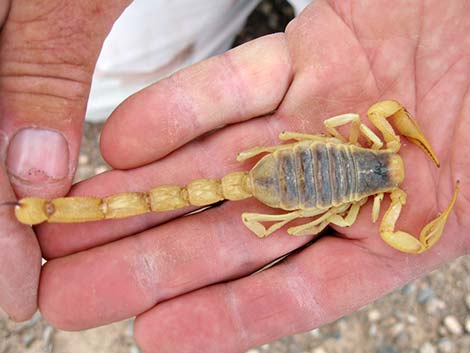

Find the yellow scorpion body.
[{"left": 12, "top": 100, "right": 459, "bottom": 254}]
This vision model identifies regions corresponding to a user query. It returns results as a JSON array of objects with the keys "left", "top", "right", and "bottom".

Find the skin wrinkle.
[
  {"left": 450, "top": 77, "right": 470, "bottom": 238},
  {"left": 128, "top": 237, "right": 160, "bottom": 305},
  {"left": 223, "top": 282, "right": 249, "bottom": 350},
  {"left": 419, "top": 57, "right": 470, "bottom": 218},
  {"left": 419, "top": 56, "right": 470, "bottom": 104},
  {"left": 333, "top": 3, "right": 418, "bottom": 102},
  {"left": 2, "top": 70, "right": 90, "bottom": 85},
  {"left": 275, "top": 34, "right": 294, "bottom": 105},
  {"left": 163, "top": 73, "right": 200, "bottom": 146},
  {"left": 220, "top": 50, "right": 248, "bottom": 122},
  {"left": 334, "top": 1, "right": 380, "bottom": 96},
  {"left": 211, "top": 206, "right": 248, "bottom": 274},
  {"left": 279, "top": 259, "right": 327, "bottom": 326},
  {"left": 1, "top": 88, "right": 85, "bottom": 103},
  {"left": 413, "top": 1, "right": 424, "bottom": 111},
  {"left": 190, "top": 138, "right": 214, "bottom": 179},
  {"left": 8, "top": 0, "right": 65, "bottom": 24},
  {"left": 0, "top": 65, "right": 90, "bottom": 101}
]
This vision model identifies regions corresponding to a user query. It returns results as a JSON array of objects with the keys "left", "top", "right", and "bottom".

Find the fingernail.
[{"left": 6, "top": 128, "right": 69, "bottom": 183}]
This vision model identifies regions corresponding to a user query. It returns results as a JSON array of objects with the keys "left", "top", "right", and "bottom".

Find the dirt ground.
[{"left": 2, "top": 1, "right": 470, "bottom": 353}]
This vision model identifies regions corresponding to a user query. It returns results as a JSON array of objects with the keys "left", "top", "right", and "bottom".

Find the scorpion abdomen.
[{"left": 248, "top": 141, "right": 404, "bottom": 211}]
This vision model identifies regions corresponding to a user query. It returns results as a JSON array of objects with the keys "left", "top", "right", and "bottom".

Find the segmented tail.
[{"left": 14, "top": 172, "right": 252, "bottom": 225}]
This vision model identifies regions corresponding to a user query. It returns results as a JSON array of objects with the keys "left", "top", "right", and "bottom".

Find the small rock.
[
  {"left": 337, "top": 318, "right": 348, "bottom": 331},
  {"left": 406, "top": 314, "right": 417, "bottom": 324},
  {"left": 309, "top": 328, "right": 321, "bottom": 338},
  {"left": 369, "top": 323, "right": 378, "bottom": 337},
  {"left": 377, "top": 345, "right": 399, "bottom": 353},
  {"left": 368, "top": 309, "right": 381, "bottom": 322},
  {"left": 312, "top": 348, "right": 327, "bottom": 353},
  {"left": 42, "top": 325, "right": 54, "bottom": 352},
  {"left": 129, "top": 345, "right": 141, "bottom": 353},
  {"left": 465, "top": 316, "right": 470, "bottom": 333},
  {"left": 21, "top": 332, "right": 35, "bottom": 347},
  {"left": 419, "top": 341, "right": 436, "bottom": 353},
  {"left": 443, "top": 315, "right": 463, "bottom": 335},
  {"left": 437, "top": 338, "right": 455, "bottom": 353},
  {"left": 395, "top": 332, "right": 409, "bottom": 346},
  {"left": 401, "top": 283, "right": 416, "bottom": 295},
  {"left": 425, "top": 298, "right": 446, "bottom": 314},
  {"left": 390, "top": 322, "right": 405, "bottom": 337},
  {"left": 78, "top": 154, "right": 90, "bottom": 165},
  {"left": 417, "top": 287, "right": 434, "bottom": 304},
  {"left": 127, "top": 320, "right": 135, "bottom": 337}
]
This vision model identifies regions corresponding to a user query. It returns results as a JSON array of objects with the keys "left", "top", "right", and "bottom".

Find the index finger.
[{"left": 100, "top": 33, "right": 293, "bottom": 169}]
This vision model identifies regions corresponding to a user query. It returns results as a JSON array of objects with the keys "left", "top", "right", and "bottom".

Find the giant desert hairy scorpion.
[{"left": 8, "top": 100, "right": 459, "bottom": 254}]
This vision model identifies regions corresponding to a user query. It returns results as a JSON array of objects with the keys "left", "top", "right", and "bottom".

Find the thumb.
[
  {"left": 0, "top": 0, "right": 131, "bottom": 198},
  {"left": 0, "top": 0, "right": 131, "bottom": 321}
]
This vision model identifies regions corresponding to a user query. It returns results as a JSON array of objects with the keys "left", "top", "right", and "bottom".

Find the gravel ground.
[{"left": 2, "top": 1, "right": 470, "bottom": 353}]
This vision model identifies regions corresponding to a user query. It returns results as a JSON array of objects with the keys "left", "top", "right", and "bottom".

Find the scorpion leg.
[
  {"left": 237, "top": 143, "right": 297, "bottom": 162},
  {"left": 288, "top": 200, "right": 367, "bottom": 236},
  {"left": 380, "top": 183, "right": 459, "bottom": 253},
  {"left": 372, "top": 193, "right": 384, "bottom": 223},
  {"left": 367, "top": 100, "right": 439, "bottom": 166},
  {"left": 278, "top": 131, "right": 338, "bottom": 142},
  {"left": 323, "top": 113, "right": 383, "bottom": 149},
  {"left": 242, "top": 208, "right": 327, "bottom": 238}
]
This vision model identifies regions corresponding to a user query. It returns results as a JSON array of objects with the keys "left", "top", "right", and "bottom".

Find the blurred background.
[{"left": 1, "top": 1, "right": 470, "bottom": 352}]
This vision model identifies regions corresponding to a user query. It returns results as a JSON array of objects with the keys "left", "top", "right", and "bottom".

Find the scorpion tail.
[{"left": 14, "top": 172, "right": 252, "bottom": 225}]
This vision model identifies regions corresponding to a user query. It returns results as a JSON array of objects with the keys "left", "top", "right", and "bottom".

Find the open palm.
[{"left": 37, "top": 1, "right": 470, "bottom": 352}]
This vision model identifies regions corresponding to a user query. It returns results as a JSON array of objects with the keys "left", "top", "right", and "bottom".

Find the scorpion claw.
[
  {"left": 367, "top": 100, "right": 440, "bottom": 167},
  {"left": 390, "top": 107, "right": 440, "bottom": 167}
]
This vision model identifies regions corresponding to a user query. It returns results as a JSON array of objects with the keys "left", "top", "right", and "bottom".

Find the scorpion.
[{"left": 9, "top": 100, "right": 459, "bottom": 254}]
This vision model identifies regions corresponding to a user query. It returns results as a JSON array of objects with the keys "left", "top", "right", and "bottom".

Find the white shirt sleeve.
[{"left": 86, "top": 0, "right": 313, "bottom": 122}]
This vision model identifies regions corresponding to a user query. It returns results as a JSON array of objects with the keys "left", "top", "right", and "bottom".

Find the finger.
[
  {"left": 0, "top": 165, "right": 41, "bottom": 321},
  {"left": 38, "top": 197, "right": 315, "bottom": 330},
  {"left": 0, "top": 0, "right": 131, "bottom": 198},
  {"left": 133, "top": 237, "right": 458, "bottom": 353},
  {"left": 0, "top": 0, "right": 10, "bottom": 25},
  {"left": 100, "top": 33, "right": 293, "bottom": 169}
]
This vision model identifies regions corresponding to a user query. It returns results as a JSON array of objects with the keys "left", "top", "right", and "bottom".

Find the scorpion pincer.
[{"left": 11, "top": 100, "right": 459, "bottom": 254}]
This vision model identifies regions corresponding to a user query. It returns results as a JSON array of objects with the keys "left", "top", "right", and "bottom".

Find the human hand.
[
  {"left": 37, "top": 0, "right": 469, "bottom": 351},
  {"left": 0, "top": 0, "right": 131, "bottom": 321}
]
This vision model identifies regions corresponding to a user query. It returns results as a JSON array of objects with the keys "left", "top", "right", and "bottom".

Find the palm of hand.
[{"left": 37, "top": 1, "right": 470, "bottom": 352}]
